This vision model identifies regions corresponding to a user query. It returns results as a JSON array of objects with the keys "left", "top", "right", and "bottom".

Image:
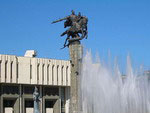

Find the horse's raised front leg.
[
  {"left": 61, "top": 36, "right": 70, "bottom": 49},
  {"left": 64, "top": 37, "right": 69, "bottom": 47},
  {"left": 61, "top": 30, "right": 67, "bottom": 37}
]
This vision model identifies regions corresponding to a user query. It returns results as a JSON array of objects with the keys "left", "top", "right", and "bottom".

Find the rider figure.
[
  {"left": 69, "top": 10, "right": 77, "bottom": 23},
  {"left": 61, "top": 11, "right": 82, "bottom": 36},
  {"left": 52, "top": 10, "right": 88, "bottom": 48},
  {"left": 63, "top": 10, "right": 77, "bottom": 28},
  {"left": 77, "top": 12, "right": 82, "bottom": 22}
]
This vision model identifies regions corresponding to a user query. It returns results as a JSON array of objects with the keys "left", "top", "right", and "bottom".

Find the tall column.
[{"left": 69, "top": 41, "right": 83, "bottom": 113}]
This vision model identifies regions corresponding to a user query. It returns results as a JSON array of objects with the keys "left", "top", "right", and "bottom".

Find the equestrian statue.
[{"left": 52, "top": 10, "right": 88, "bottom": 49}]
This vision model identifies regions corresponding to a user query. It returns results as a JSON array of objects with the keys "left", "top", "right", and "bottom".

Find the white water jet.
[{"left": 80, "top": 51, "right": 150, "bottom": 113}]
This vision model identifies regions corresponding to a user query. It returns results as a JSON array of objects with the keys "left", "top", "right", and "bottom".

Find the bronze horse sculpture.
[
  {"left": 61, "top": 16, "right": 88, "bottom": 48},
  {"left": 52, "top": 11, "right": 88, "bottom": 49}
]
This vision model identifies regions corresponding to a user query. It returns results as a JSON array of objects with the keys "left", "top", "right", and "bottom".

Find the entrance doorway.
[
  {"left": 45, "top": 100, "right": 55, "bottom": 113},
  {"left": 25, "top": 100, "right": 34, "bottom": 113},
  {"left": 3, "top": 99, "right": 16, "bottom": 113},
  {"left": 45, "top": 99, "right": 61, "bottom": 113}
]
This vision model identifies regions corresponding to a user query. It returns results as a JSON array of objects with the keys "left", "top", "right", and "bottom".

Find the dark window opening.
[
  {"left": 3, "top": 85, "right": 19, "bottom": 94},
  {"left": 3, "top": 99, "right": 15, "bottom": 107},
  {"left": 25, "top": 100, "right": 34, "bottom": 107},
  {"left": 44, "top": 87, "right": 59, "bottom": 96}
]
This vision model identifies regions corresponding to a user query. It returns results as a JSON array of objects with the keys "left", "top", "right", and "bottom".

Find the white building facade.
[{"left": 0, "top": 54, "right": 71, "bottom": 113}]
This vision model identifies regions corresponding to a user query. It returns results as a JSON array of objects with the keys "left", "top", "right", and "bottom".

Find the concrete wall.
[{"left": 0, "top": 54, "right": 70, "bottom": 86}]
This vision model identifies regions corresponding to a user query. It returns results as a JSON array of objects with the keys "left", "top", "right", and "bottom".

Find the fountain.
[{"left": 80, "top": 51, "right": 150, "bottom": 113}]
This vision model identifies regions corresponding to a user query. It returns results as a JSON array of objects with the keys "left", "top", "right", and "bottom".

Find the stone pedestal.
[{"left": 69, "top": 41, "right": 83, "bottom": 113}]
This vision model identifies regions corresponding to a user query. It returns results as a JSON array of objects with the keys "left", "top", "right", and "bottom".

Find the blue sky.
[{"left": 0, "top": 0, "right": 150, "bottom": 71}]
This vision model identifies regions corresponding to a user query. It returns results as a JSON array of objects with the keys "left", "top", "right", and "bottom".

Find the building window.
[
  {"left": 44, "top": 87, "right": 59, "bottom": 96},
  {"left": 3, "top": 99, "right": 15, "bottom": 107},
  {"left": 24, "top": 86, "right": 35, "bottom": 94},
  {"left": 25, "top": 100, "right": 34, "bottom": 108},
  {"left": 3, "top": 85, "right": 19, "bottom": 94},
  {"left": 45, "top": 100, "right": 55, "bottom": 109}
]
